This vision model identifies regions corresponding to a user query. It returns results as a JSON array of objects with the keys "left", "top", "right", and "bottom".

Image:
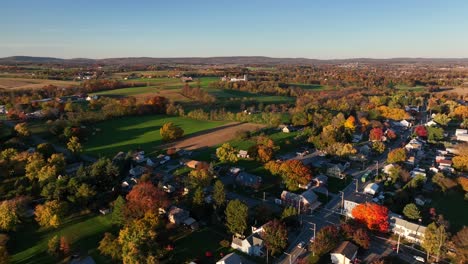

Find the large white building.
[{"left": 389, "top": 213, "right": 426, "bottom": 244}]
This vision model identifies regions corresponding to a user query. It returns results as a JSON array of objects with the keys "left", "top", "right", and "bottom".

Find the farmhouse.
[
  {"left": 280, "top": 189, "right": 320, "bottom": 213},
  {"left": 237, "top": 150, "right": 250, "bottom": 159},
  {"left": 326, "top": 162, "right": 350, "bottom": 179},
  {"left": 330, "top": 241, "right": 358, "bottom": 264},
  {"left": 235, "top": 172, "right": 262, "bottom": 189}
]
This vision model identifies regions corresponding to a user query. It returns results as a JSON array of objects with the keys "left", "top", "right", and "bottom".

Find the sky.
[{"left": 1, "top": 0, "right": 468, "bottom": 59}]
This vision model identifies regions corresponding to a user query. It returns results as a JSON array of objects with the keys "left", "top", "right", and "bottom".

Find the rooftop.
[{"left": 333, "top": 241, "right": 358, "bottom": 259}]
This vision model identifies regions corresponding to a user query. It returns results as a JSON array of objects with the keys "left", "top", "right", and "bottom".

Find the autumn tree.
[
  {"left": 266, "top": 160, "right": 312, "bottom": 191},
  {"left": 98, "top": 233, "right": 121, "bottom": 260},
  {"left": 369, "top": 127, "right": 384, "bottom": 141},
  {"left": 34, "top": 200, "right": 66, "bottom": 228},
  {"left": 47, "top": 235, "right": 60, "bottom": 256},
  {"left": 118, "top": 212, "right": 160, "bottom": 263},
  {"left": 14, "top": 123, "right": 30, "bottom": 137},
  {"left": 427, "top": 126, "right": 444, "bottom": 141},
  {"left": 36, "top": 143, "right": 55, "bottom": 158},
  {"left": 216, "top": 143, "right": 239, "bottom": 163},
  {"left": 225, "top": 199, "right": 248, "bottom": 236},
  {"left": 0, "top": 234, "right": 9, "bottom": 264},
  {"left": 126, "top": 182, "right": 168, "bottom": 219},
  {"left": 414, "top": 125, "right": 428, "bottom": 138},
  {"left": 59, "top": 236, "right": 70, "bottom": 256},
  {"left": 451, "top": 227, "right": 468, "bottom": 264},
  {"left": 351, "top": 202, "right": 389, "bottom": 232},
  {"left": 344, "top": 116, "right": 356, "bottom": 132},
  {"left": 453, "top": 144, "right": 468, "bottom": 172},
  {"left": 387, "top": 148, "right": 407, "bottom": 163},
  {"left": 353, "top": 228, "right": 370, "bottom": 249},
  {"left": 0, "top": 200, "right": 21, "bottom": 231},
  {"left": 457, "top": 177, "right": 468, "bottom": 192},
  {"left": 192, "top": 187, "right": 205, "bottom": 206},
  {"left": 187, "top": 168, "right": 214, "bottom": 189},
  {"left": 160, "top": 122, "right": 184, "bottom": 141},
  {"left": 67, "top": 136, "right": 82, "bottom": 154},
  {"left": 311, "top": 225, "right": 341, "bottom": 256},
  {"left": 422, "top": 222, "right": 448, "bottom": 262},
  {"left": 403, "top": 203, "right": 421, "bottom": 220},
  {"left": 372, "top": 141, "right": 386, "bottom": 154},
  {"left": 262, "top": 219, "right": 288, "bottom": 256},
  {"left": 213, "top": 180, "right": 226, "bottom": 208}
]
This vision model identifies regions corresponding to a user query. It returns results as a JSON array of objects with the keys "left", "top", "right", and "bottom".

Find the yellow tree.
[
  {"left": 344, "top": 116, "right": 356, "bottom": 132},
  {"left": 34, "top": 200, "right": 66, "bottom": 228}
]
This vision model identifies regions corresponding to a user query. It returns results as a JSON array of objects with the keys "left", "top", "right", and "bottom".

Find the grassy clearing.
[
  {"left": 10, "top": 214, "right": 114, "bottom": 264},
  {"left": 395, "top": 84, "right": 426, "bottom": 91},
  {"left": 0, "top": 77, "right": 78, "bottom": 90},
  {"left": 84, "top": 115, "right": 227, "bottom": 157},
  {"left": 287, "top": 83, "right": 330, "bottom": 90}
]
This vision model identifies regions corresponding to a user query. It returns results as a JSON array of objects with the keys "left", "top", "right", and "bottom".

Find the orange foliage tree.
[
  {"left": 126, "top": 182, "right": 169, "bottom": 219},
  {"left": 351, "top": 202, "right": 389, "bottom": 232},
  {"left": 369, "top": 127, "right": 384, "bottom": 141},
  {"left": 266, "top": 160, "right": 312, "bottom": 191}
]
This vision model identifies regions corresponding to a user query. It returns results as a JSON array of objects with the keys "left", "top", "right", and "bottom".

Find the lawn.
[
  {"left": 84, "top": 115, "right": 228, "bottom": 157},
  {"left": 10, "top": 214, "right": 114, "bottom": 264},
  {"left": 327, "top": 177, "right": 352, "bottom": 194},
  {"left": 287, "top": 83, "right": 331, "bottom": 91},
  {"left": 395, "top": 84, "right": 426, "bottom": 91},
  {"left": 92, "top": 86, "right": 162, "bottom": 97},
  {"left": 171, "top": 227, "right": 230, "bottom": 263}
]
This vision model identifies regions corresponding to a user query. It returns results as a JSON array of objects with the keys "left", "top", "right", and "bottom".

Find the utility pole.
[
  {"left": 285, "top": 252, "right": 292, "bottom": 264},
  {"left": 355, "top": 179, "right": 358, "bottom": 193},
  {"left": 339, "top": 191, "right": 344, "bottom": 213},
  {"left": 263, "top": 192, "right": 266, "bottom": 201},
  {"left": 397, "top": 233, "right": 401, "bottom": 254},
  {"left": 375, "top": 160, "right": 379, "bottom": 179}
]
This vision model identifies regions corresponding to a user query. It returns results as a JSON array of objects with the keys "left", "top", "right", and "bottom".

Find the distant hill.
[{"left": 1, "top": 56, "right": 468, "bottom": 66}]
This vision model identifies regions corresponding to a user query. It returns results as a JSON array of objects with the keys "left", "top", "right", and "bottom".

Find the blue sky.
[{"left": 1, "top": 0, "right": 467, "bottom": 59}]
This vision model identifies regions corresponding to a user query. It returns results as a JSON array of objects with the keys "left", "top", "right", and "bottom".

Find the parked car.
[
  {"left": 297, "top": 241, "right": 305, "bottom": 248},
  {"left": 414, "top": 256, "right": 425, "bottom": 263}
]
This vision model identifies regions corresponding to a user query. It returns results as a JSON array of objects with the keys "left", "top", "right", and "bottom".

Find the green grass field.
[
  {"left": 287, "top": 83, "right": 330, "bottom": 90},
  {"left": 395, "top": 84, "right": 426, "bottom": 91},
  {"left": 429, "top": 189, "right": 468, "bottom": 232},
  {"left": 10, "top": 214, "right": 114, "bottom": 264},
  {"left": 84, "top": 115, "right": 227, "bottom": 156}
]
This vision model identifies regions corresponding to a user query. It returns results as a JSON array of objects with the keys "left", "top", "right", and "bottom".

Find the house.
[
  {"left": 282, "top": 125, "right": 295, "bottom": 133},
  {"left": 389, "top": 213, "right": 426, "bottom": 244},
  {"left": 456, "top": 133, "right": 468, "bottom": 142},
  {"left": 231, "top": 225, "right": 265, "bottom": 256},
  {"left": 363, "top": 183, "right": 380, "bottom": 196},
  {"left": 410, "top": 168, "right": 427, "bottom": 178},
  {"left": 405, "top": 138, "right": 423, "bottom": 151},
  {"left": 184, "top": 160, "right": 209, "bottom": 170},
  {"left": 86, "top": 95, "right": 99, "bottom": 101},
  {"left": 330, "top": 241, "right": 358, "bottom": 264},
  {"left": 181, "top": 76, "right": 193, "bottom": 82},
  {"left": 406, "top": 156, "right": 416, "bottom": 166},
  {"left": 343, "top": 192, "right": 373, "bottom": 218},
  {"left": 455, "top": 129, "right": 468, "bottom": 136},
  {"left": 216, "top": 252, "right": 245, "bottom": 264},
  {"left": 129, "top": 165, "right": 146, "bottom": 178},
  {"left": 425, "top": 120, "right": 438, "bottom": 127},
  {"left": 235, "top": 172, "right": 262, "bottom": 189},
  {"left": 237, "top": 150, "right": 250, "bottom": 159},
  {"left": 133, "top": 151, "right": 146, "bottom": 163},
  {"left": 326, "top": 162, "right": 350, "bottom": 179},
  {"left": 280, "top": 189, "right": 321, "bottom": 213},
  {"left": 399, "top": 120, "right": 412, "bottom": 128},
  {"left": 313, "top": 174, "right": 328, "bottom": 186},
  {"left": 168, "top": 206, "right": 190, "bottom": 225},
  {"left": 383, "top": 164, "right": 395, "bottom": 175},
  {"left": 352, "top": 133, "right": 363, "bottom": 143}
]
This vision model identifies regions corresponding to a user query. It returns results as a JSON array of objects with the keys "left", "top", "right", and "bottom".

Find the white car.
[
  {"left": 413, "top": 256, "right": 425, "bottom": 263},
  {"left": 297, "top": 241, "right": 305, "bottom": 248}
]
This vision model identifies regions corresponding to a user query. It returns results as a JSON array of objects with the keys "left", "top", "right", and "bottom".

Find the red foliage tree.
[
  {"left": 126, "top": 182, "right": 169, "bottom": 219},
  {"left": 386, "top": 129, "right": 397, "bottom": 140},
  {"left": 351, "top": 202, "right": 389, "bottom": 232},
  {"left": 369, "top": 127, "right": 384, "bottom": 141},
  {"left": 414, "top": 125, "right": 427, "bottom": 138}
]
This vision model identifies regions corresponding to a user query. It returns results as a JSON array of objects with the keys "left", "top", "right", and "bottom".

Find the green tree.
[
  {"left": 193, "top": 187, "right": 205, "bottom": 206},
  {"left": 216, "top": 143, "right": 239, "bottom": 163},
  {"left": 225, "top": 200, "right": 248, "bottom": 236},
  {"left": 281, "top": 206, "right": 298, "bottom": 220},
  {"left": 36, "top": 143, "right": 55, "bottom": 158},
  {"left": 262, "top": 219, "right": 288, "bottom": 256},
  {"left": 213, "top": 180, "right": 226, "bottom": 208},
  {"left": 311, "top": 225, "right": 341, "bottom": 256},
  {"left": 47, "top": 153, "right": 66, "bottom": 174},
  {"left": 372, "top": 141, "right": 386, "bottom": 154},
  {"left": 422, "top": 222, "right": 448, "bottom": 262},
  {"left": 111, "top": 196, "right": 126, "bottom": 226},
  {"left": 75, "top": 183, "right": 96, "bottom": 205},
  {"left": 67, "top": 136, "right": 82, "bottom": 154},
  {"left": 14, "top": 123, "right": 30, "bottom": 137},
  {"left": 188, "top": 168, "right": 213, "bottom": 189},
  {"left": 403, "top": 203, "right": 421, "bottom": 220},
  {"left": 160, "top": 122, "right": 184, "bottom": 141},
  {"left": 433, "top": 113, "right": 451, "bottom": 126},
  {"left": 427, "top": 126, "right": 444, "bottom": 142},
  {"left": 25, "top": 153, "right": 46, "bottom": 181}
]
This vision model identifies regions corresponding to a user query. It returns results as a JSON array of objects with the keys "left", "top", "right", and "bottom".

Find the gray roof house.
[
  {"left": 389, "top": 213, "right": 426, "bottom": 244},
  {"left": 331, "top": 241, "right": 358, "bottom": 264}
]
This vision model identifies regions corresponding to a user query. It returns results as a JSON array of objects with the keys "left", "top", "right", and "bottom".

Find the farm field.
[
  {"left": 0, "top": 77, "right": 78, "bottom": 89},
  {"left": 160, "top": 122, "right": 265, "bottom": 150},
  {"left": 83, "top": 115, "right": 228, "bottom": 156},
  {"left": 10, "top": 214, "right": 114, "bottom": 264},
  {"left": 395, "top": 84, "right": 426, "bottom": 91},
  {"left": 287, "top": 83, "right": 331, "bottom": 90}
]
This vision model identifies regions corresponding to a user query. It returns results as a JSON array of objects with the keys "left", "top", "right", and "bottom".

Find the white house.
[
  {"left": 425, "top": 120, "right": 437, "bottom": 127},
  {"left": 231, "top": 226, "right": 265, "bottom": 257},
  {"left": 330, "top": 241, "right": 358, "bottom": 264},
  {"left": 389, "top": 213, "right": 426, "bottom": 244},
  {"left": 383, "top": 164, "right": 396, "bottom": 175},
  {"left": 405, "top": 138, "right": 423, "bottom": 151},
  {"left": 343, "top": 192, "right": 373, "bottom": 218},
  {"left": 399, "top": 120, "right": 412, "bottom": 128},
  {"left": 280, "top": 189, "right": 321, "bottom": 213},
  {"left": 363, "top": 183, "right": 380, "bottom": 196},
  {"left": 237, "top": 150, "right": 250, "bottom": 159}
]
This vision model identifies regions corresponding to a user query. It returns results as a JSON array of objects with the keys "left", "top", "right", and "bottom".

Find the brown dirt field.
[
  {"left": 160, "top": 122, "right": 266, "bottom": 150},
  {"left": 0, "top": 78, "right": 77, "bottom": 89}
]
